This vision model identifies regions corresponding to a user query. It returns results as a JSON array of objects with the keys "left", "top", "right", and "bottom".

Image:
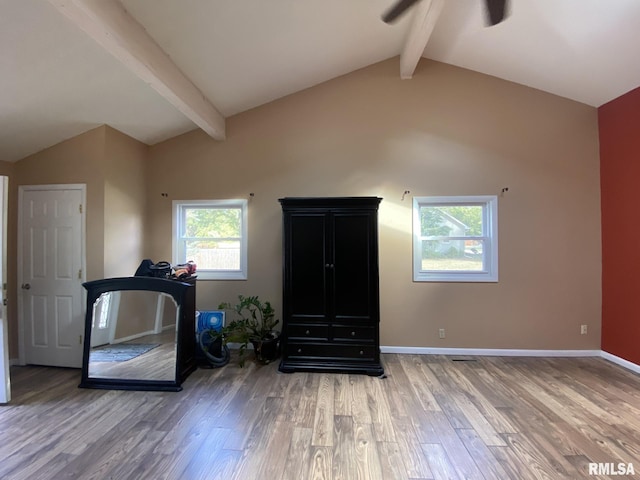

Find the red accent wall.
[{"left": 599, "top": 86, "right": 640, "bottom": 365}]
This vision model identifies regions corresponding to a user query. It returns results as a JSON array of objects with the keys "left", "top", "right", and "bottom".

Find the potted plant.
[{"left": 218, "top": 295, "right": 280, "bottom": 366}]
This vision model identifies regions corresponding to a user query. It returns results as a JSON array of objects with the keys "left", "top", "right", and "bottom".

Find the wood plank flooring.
[
  {"left": 88, "top": 331, "right": 176, "bottom": 381},
  {"left": 1, "top": 354, "right": 640, "bottom": 479}
]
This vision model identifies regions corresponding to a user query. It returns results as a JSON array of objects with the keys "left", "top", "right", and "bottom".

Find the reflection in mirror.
[
  {"left": 81, "top": 276, "right": 196, "bottom": 392},
  {"left": 88, "top": 290, "right": 178, "bottom": 382}
]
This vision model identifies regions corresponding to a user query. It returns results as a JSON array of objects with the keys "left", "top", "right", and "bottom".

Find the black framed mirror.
[{"left": 79, "top": 277, "right": 197, "bottom": 392}]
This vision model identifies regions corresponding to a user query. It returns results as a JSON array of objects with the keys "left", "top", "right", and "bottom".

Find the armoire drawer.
[
  {"left": 287, "top": 323, "right": 329, "bottom": 340},
  {"left": 332, "top": 325, "right": 375, "bottom": 342},
  {"left": 286, "top": 342, "right": 376, "bottom": 361}
]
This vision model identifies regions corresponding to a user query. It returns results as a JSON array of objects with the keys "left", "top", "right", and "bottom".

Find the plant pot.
[{"left": 250, "top": 334, "right": 280, "bottom": 364}]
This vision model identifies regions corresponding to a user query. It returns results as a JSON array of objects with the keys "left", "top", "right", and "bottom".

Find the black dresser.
[{"left": 278, "top": 197, "right": 384, "bottom": 376}]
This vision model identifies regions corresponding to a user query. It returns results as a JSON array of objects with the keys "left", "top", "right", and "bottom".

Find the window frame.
[
  {"left": 412, "top": 195, "right": 498, "bottom": 283},
  {"left": 172, "top": 199, "right": 248, "bottom": 280}
]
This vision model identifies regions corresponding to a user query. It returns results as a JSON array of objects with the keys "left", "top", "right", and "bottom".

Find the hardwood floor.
[
  {"left": 89, "top": 331, "right": 177, "bottom": 381},
  {"left": 1, "top": 354, "right": 640, "bottom": 479}
]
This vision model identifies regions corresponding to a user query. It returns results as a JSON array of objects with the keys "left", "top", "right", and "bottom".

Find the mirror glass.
[{"left": 87, "top": 290, "right": 178, "bottom": 381}]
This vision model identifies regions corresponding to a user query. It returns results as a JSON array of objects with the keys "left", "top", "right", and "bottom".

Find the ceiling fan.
[{"left": 382, "top": 0, "right": 509, "bottom": 26}]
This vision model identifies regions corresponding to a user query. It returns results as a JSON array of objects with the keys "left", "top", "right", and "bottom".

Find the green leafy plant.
[{"left": 218, "top": 295, "right": 280, "bottom": 366}]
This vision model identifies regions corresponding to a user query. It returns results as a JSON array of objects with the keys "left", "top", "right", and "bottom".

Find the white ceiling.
[{"left": 1, "top": 0, "right": 639, "bottom": 162}]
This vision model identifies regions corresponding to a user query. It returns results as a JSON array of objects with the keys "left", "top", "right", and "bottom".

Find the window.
[
  {"left": 413, "top": 195, "right": 498, "bottom": 282},
  {"left": 173, "top": 199, "right": 248, "bottom": 280}
]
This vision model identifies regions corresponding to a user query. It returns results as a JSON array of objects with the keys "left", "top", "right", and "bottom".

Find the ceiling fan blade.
[
  {"left": 382, "top": 0, "right": 422, "bottom": 24},
  {"left": 484, "top": 0, "right": 508, "bottom": 26}
]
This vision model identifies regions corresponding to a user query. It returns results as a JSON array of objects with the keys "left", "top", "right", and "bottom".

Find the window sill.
[
  {"left": 193, "top": 271, "right": 247, "bottom": 281},
  {"left": 414, "top": 272, "right": 498, "bottom": 283}
]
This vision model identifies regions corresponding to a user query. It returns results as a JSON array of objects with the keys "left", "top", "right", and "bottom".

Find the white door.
[
  {"left": 0, "top": 177, "right": 10, "bottom": 403},
  {"left": 19, "top": 185, "right": 85, "bottom": 368}
]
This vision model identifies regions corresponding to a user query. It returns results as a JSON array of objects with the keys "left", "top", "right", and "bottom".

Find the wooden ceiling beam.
[
  {"left": 399, "top": 0, "right": 444, "bottom": 79},
  {"left": 47, "top": 0, "right": 225, "bottom": 140}
]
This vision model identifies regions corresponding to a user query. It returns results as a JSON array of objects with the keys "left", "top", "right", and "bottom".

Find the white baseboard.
[
  {"left": 380, "top": 346, "right": 602, "bottom": 357},
  {"left": 380, "top": 346, "right": 640, "bottom": 375},
  {"left": 112, "top": 330, "right": 156, "bottom": 344},
  {"left": 10, "top": 346, "right": 639, "bottom": 375},
  {"left": 600, "top": 351, "right": 640, "bottom": 374}
]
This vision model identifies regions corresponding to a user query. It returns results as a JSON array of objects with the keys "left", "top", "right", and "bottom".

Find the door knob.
[{"left": 21, "top": 283, "right": 31, "bottom": 290}]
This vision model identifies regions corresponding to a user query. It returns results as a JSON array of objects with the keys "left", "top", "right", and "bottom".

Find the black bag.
[
  {"left": 149, "top": 261, "right": 171, "bottom": 278},
  {"left": 134, "top": 259, "right": 154, "bottom": 276},
  {"left": 135, "top": 259, "right": 171, "bottom": 278}
]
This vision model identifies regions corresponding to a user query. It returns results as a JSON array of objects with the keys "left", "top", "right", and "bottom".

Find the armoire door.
[
  {"left": 286, "top": 213, "right": 329, "bottom": 324},
  {"left": 332, "top": 211, "right": 376, "bottom": 323}
]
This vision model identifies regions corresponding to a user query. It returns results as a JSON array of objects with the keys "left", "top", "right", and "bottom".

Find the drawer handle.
[
  {"left": 351, "top": 331, "right": 356, "bottom": 336},
  {"left": 305, "top": 330, "right": 310, "bottom": 335},
  {"left": 360, "top": 350, "right": 364, "bottom": 355},
  {"left": 297, "top": 348, "right": 302, "bottom": 353}
]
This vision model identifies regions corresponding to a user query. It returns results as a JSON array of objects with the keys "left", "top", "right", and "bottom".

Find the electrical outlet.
[
  {"left": 580, "top": 324, "right": 588, "bottom": 335},
  {"left": 439, "top": 328, "right": 446, "bottom": 339}
]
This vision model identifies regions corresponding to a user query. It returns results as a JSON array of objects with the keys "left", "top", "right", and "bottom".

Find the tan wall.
[
  {"left": 113, "top": 290, "right": 159, "bottom": 340},
  {"left": 8, "top": 125, "right": 149, "bottom": 358},
  {"left": 15, "top": 126, "right": 107, "bottom": 282},
  {"left": 147, "top": 58, "right": 602, "bottom": 350},
  {"left": 103, "top": 126, "right": 149, "bottom": 278},
  {"left": 0, "top": 161, "right": 16, "bottom": 177},
  {"left": 9, "top": 127, "right": 107, "bottom": 358},
  {"left": 5, "top": 58, "right": 602, "bottom": 355}
]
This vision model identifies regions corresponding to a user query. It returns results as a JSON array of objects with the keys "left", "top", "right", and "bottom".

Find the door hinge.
[
  {"left": 78, "top": 269, "right": 82, "bottom": 280},
  {"left": 79, "top": 204, "right": 83, "bottom": 214}
]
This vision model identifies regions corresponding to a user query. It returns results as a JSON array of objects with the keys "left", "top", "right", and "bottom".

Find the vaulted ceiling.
[{"left": 1, "top": 0, "right": 639, "bottom": 162}]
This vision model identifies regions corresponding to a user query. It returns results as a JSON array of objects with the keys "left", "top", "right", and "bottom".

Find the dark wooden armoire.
[{"left": 278, "top": 197, "right": 384, "bottom": 376}]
